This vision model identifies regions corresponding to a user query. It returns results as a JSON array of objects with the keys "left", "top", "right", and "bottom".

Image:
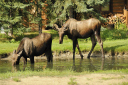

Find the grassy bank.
[
  {"left": 1, "top": 30, "right": 128, "bottom": 55},
  {"left": 1, "top": 37, "right": 128, "bottom": 55},
  {"left": 0, "top": 68, "right": 128, "bottom": 80},
  {"left": 52, "top": 38, "right": 128, "bottom": 54}
]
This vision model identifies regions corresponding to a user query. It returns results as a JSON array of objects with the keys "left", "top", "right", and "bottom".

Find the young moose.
[
  {"left": 54, "top": 18, "right": 104, "bottom": 59},
  {"left": 12, "top": 33, "right": 53, "bottom": 66}
]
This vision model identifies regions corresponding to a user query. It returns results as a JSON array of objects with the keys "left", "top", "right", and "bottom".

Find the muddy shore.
[{"left": 1, "top": 51, "right": 128, "bottom": 61}]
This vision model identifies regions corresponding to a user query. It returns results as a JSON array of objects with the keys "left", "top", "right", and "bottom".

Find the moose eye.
[{"left": 12, "top": 57, "right": 15, "bottom": 60}]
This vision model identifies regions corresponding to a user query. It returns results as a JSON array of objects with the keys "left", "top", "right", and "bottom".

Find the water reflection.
[
  {"left": 72, "top": 59, "right": 83, "bottom": 72},
  {"left": 88, "top": 59, "right": 97, "bottom": 71},
  {"left": 11, "top": 62, "right": 53, "bottom": 72},
  {"left": 72, "top": 58, "right": 105, "bottom": 72},
  {"left": 0, "top": 56, "right": 128, "bottom": 73},
  {"left": 101, "top": 57, "right": 105, "bottom": 70}
]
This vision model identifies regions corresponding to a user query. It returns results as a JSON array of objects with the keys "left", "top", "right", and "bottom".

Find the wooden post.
[{"left": 124, "top": 9, "right": 128, "bottom": 28}]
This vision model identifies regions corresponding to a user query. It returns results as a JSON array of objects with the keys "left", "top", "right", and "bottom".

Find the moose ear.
[
  {"left": 13, "top": 50, "right": 16, "bottom": 54},
  {"left": 64, "top": 27, "right": 68, "bottom": 31},
  {"left": 18, "top": 51, "right": 23, "bottom": 56},
  {"left": 53, "top": 24, "right": 59, "bottom": 31}
]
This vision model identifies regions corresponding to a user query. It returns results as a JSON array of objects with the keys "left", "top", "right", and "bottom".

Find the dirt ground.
[{"left": 0, "top": 73, "right": 128, "bottom": 85}]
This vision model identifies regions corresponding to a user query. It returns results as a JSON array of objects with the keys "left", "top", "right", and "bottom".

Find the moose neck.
[
  {"left": 62, "top": 19, "right": 71, "bottom": 28},
  {"left": 64, "top": 30, "right": 72, "bottom": 39}
]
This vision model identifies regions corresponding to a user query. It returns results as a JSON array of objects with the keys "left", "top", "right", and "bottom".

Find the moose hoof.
[
  {"left": 81, "top": 55, "right": 84, "bottom": 59},
  {"left": 87, "top": 56, "right": 90, "bottom": 59},
  {"left": 102, "top": 55, "right": 105, "bottom": 58}
]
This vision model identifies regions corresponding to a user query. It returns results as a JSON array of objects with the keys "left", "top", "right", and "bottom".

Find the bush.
[
  {"left": 10, "top": 39, "right": 16, "bottom": 43},
  {"left": 101, "top": 24, "right": 128, "bottom": 41}
]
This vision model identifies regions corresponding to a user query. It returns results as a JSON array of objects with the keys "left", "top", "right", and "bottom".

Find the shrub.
[{"left": 101, "top": 24, "right": 128, "bottom": 41}]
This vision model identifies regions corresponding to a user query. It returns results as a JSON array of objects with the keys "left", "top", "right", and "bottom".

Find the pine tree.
[
  {"left": 46, "top": 0, "right": 110, "bottom": 26},
  {"left": 0, "top": 0, "right": 30, "bottom": 36},
  {"left": 27, "top": 0, "right": 45, "bottom": 34}
]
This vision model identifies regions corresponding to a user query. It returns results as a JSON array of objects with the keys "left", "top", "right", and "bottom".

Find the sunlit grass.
[
  {"left": 0, "top": 68, "right": 128, "bottom": 80},
  {"left": 12, "top": 78, "right": 21, "bottom": 82},
  {"left": 68, "top": 78, "right": 77, "bottom": 85},
  {"left": 1, "top": 35, "right": 128, "bottom": 55},
  {"left": 1, "top": 29, "right": 128, "bottom": 55},
  {"left": 0, "top": 69, "right": 88, "bottom": 80},
  {"left": 101, "top": 76, "right": 125, "bottom": 80},
  {"left": 0, "top": 42, "right": 19, "bottom": 54}
]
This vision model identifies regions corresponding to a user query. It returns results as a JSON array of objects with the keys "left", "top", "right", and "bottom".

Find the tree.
[
  {"left": 0, "top": 0, "right": 46, "bottom": 35},
  {"left": 0, "top": 0, "right": 30, "bottom": 36},
  {"left": 46, "top": 0, "right": 110, "bottom": 26},
  {"left": 28, "top": 0, "right": 45, "bottom": 34}
]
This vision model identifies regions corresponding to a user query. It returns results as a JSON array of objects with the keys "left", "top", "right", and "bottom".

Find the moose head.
[
  {"left": 53, "top": 24, "right": 68, "bottom": 44},
  {"left": 12, "top": 50, "right": 22, "bottom": 66}
]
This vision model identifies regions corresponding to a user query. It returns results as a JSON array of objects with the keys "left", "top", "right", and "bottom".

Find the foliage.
[
  {"left": 27, "top": 0, "right": 45, "bottom": 34},
  {"left": 101, "top": 29, "right": 128, "bottom": 40},
  {"left": 0, "top": 0, "right": 30, "bottom": 36},
  {"left": 101, "top": 24, "right": 128, "bottom": 40},
  {"left": 0, "top": 0, "right": 45, "bottom": 36},
  {"left": 46, "top": 0, "right": 110, "bottom": 26},
  {"left": 0, "top": 0, "right": 110, "bottom": 37}
]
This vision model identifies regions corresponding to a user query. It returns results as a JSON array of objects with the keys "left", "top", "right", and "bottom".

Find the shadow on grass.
[
  {"left": 0, "top": 29, "right": 59, "bottom": 42},
  {"left": 104, "top": 44, "right": 126, "bottom": 55},
  {"left": 15, "top": 30, "right": 59, "bottom": 41}
]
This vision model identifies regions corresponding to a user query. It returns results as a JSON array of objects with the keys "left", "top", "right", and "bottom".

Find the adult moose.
[
  {"left": 54, "top": 18, "right": 104, "bottom": 59},
  {"left": 12, "top": 33, "right": 53, "bottom": 66}
]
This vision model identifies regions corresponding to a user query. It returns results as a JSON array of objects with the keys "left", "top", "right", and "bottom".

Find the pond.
[{"left": 0, "top": 56, "right": 128, "bottom": 73}]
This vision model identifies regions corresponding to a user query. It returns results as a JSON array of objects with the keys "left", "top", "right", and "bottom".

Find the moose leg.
[
  {"left": 95, "top": 32, "right": 104, "bottom": 58},
  {"left": 46, "top": 51, "right": 53, "bottom": 62},
  {"left": 87, "top": 35, "right": 97, "bottom": 59},
  {"left": 23, "top": 57, "right": 27, "bottom": 65},
  {"left": 30, "top": 56, "right": 34, "bottom": 64},
  {"left": 76, "top": 40, "right": 83, "bottom": 59},
  {"left": 73, "top": 39, "right": 77, "bottom": 60}
]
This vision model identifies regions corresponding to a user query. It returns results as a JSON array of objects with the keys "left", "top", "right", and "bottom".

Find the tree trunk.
[
  {"left": 69, "top": 6, "right": 74, "bottom": 18},
  {"left": 39, "top": 24, "right": 42, "bottom": 34}
]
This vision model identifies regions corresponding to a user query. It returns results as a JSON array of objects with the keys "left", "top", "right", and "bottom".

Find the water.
[{"left": 0, "top": 56, "right": 128, "bottom": 73}]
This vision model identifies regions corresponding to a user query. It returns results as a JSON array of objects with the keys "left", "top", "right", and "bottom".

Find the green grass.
[
  {"left": 68, "top": 78, "right": 78, "bottom": 85},
  {"left": 94, "top": 68, "right": 128, "bottom": 74},
  {"left": 0, "top": 69, "right": 86, "bottom": 80},
  {"left": 12, "top": 78, "right": 21, "bottom": 82},
  {"left": 118, "top": 82, "right": 128, "bottom": 85},
  {"left": 1, "top": 28, "right": 128, "bottom": 55},
  {"left": 0, "top": 42, "right": 19, "bottom": 54},
  {"left": 1, "top": 33, "right": 128, "bottom": 55},
  {"left": 52, "top": 38, "right": 128, "bottom": 54},
  {"left": 101, "top": 76, "right": 125, "bottom": 80},
  {"left": 111, "top": 82, "right": 128, "bottom": 85},
  {"left": 0, "top": 68, "right": 128, "bottom": 80}
]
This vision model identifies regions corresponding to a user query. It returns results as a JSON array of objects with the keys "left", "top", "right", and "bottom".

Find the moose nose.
[
  {"left": 12, "top": 62, "right": 16, "bottom": 66},
  {"left": 59, "top": 40, "right": 63, "bottom": 44}
]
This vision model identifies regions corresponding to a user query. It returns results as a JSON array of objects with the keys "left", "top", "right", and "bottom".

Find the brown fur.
[
  {"left": 12, "top": 33, "right": 53, "bottom": 66},
  {"left": 54, "top": 18, "right": 104, "bottom": 59}
]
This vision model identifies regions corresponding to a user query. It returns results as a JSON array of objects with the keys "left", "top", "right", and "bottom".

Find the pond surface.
[{"left": 0, "top": 56, "right": 128, "bottom": 73}]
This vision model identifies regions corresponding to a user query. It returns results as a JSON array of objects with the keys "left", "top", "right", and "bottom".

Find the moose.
[
  {"left": 54, "top": 18, "right": 104, "bottom": 59},
  {"left": 12, "top": 33, "right": 53, "bottom": 66}
]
